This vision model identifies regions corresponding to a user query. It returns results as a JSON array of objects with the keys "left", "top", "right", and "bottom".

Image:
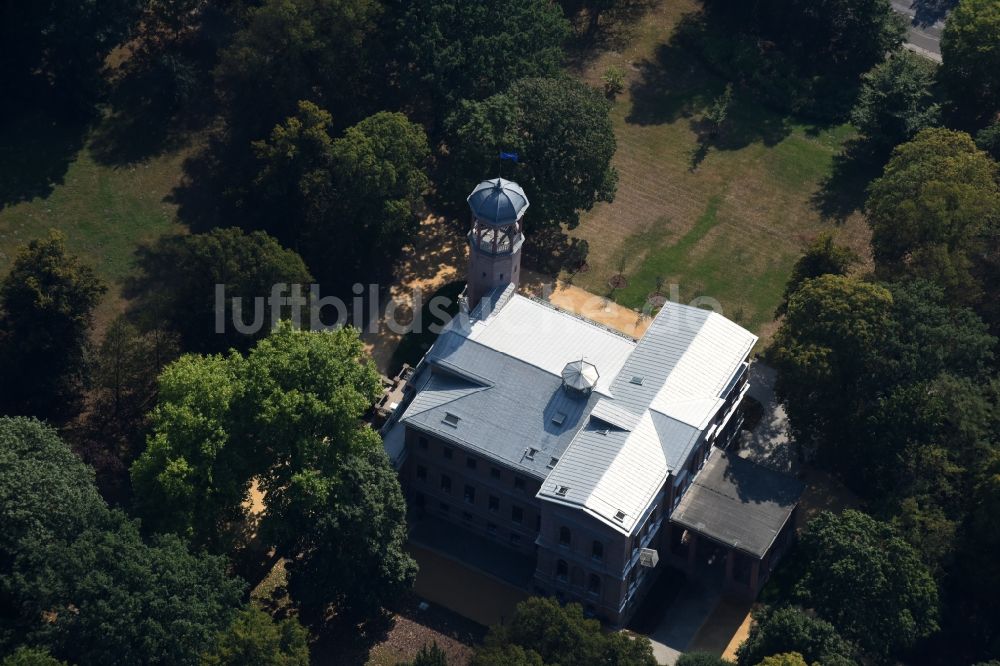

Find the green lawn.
[
  {"left": 566, "top": 0, "right": 870, "bottom": 341},
  {"left": 0, "top": 113, "right": 190, "bottom": 329}
]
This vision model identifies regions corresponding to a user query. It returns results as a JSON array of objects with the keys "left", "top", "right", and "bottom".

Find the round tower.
[{"left": 464, "top": 177, "right": 529, "bottom": 309}]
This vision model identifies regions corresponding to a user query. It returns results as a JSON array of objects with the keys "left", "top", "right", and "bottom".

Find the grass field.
[
  {"left": 565, "top": 0, "right": 871, "bottom": 341},
  {"left": 0, "top": 113, "right": 190, "bottom": 330}
]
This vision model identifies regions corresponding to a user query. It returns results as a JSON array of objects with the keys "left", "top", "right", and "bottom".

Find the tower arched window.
[
  {"left": 588, "top": 574, "right": 601, "bottom": 595},
  {"left": 592, "top": 540, "right": 604, "bottom": 561},
  {"left": 559, "top": 526, "right": 572, "bottom": 547},
  {"left": 556, "top": 559, "right": 568, "bottom": 582}
]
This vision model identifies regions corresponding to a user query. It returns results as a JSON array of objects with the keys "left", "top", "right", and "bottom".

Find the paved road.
[{"left": 891, "top": 0, "right": 945, "bottom": 62}]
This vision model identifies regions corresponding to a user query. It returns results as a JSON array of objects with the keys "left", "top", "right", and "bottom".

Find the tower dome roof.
[
  {"left": 561, "top": 359, "right": 599, "bottom": 394},
  {"left": 467, "top": 178, "right": 529, "bottom": 226}
]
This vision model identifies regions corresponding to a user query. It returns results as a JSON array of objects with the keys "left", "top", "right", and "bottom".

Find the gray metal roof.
[
  {"left": 467, "top": 178, "right": 529, "bottom": 226},
  {"left": 670, "top": 450, "right": 804, "bottom": 558},
  {"left": 391, "top": 290, "right": 759, "bottom": 538},
  {"left": 401, "top": 334, "right": 600, "bottom": 478}
]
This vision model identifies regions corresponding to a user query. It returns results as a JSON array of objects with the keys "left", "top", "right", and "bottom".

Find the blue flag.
[{"left": 499, "top": 151, "right": 519, "bottom": 163}]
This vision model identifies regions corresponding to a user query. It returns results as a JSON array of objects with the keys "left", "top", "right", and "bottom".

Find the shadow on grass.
[
  {"left": 810, "top": 139, "right": 887, "bottom": 223},
  {"left": 626, "top": 37, "right": 724, "bottom": 127},
  {"left": 563, "top": 0, "right": 660, "bottom": 67},
  {"left": 89, "top": 106, "right": 193, "bottom": 166},
  {"left": 0, "top": 112, "right": 87, "bottom": 209},
  {"left": 629, "top": 18, "right": 797, "bottom": 153}
]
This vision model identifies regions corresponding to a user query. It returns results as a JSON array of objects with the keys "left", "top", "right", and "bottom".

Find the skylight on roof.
[
  {"left": 630, "top": 376, "right": 644, "bottom": 385},
  {"left": 555, "top": 485, "right": 569, "bottom": 496},
  {"left": 525, "top": 447, "right": 538, "bottom": 460},
  {"left": 551, "top": 411, "right": 566, "bottom": 426},
  {"left": 547, "top": 457, "right": 559, "bottom": 469},
  {"left": 442, "top": 412, "right": 461, "bottom": 427},
  {"left": 613, "top": 510, "right": 626, "bottom": 522}
]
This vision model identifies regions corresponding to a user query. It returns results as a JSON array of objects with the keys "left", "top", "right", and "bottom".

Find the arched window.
[
  {"left": 559, "top": 526, "right": 572, "bottom": 547},
  {"left": 592, "top": 540, "right": 604, "bottom": 561},
  {"left": 588, "top": 574, "right": 601, "bottom": 595},
  {"left": 556, "top": 559, "right": 568, "bottom": 582}
]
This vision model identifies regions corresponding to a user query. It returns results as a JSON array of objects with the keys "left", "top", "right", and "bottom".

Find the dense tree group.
[
  {"left": 0, "top": 417, "right": 247, "bottom": 665},
  {"left": 471, "top": 598, "right": 657, "bottom": 666},
  {"left": 131, "top": 323, "right": 415, "bottom": 615},
  {"left": 0, "top": 233, "right": 106, "bottom": 420}
]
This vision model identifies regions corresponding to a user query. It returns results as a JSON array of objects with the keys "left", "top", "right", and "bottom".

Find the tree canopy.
[
  {"left": 129, "top": 323, "right": 414, "bottom": 619},
  {"left": 386, "top": 0, "right": 570, "bottom": 115},
  {"left": 0, "top": 417, "right": 244, "bottom": 665},
  {"left": 793, "top": 510, "right": 939, "bottom": 659},
  {"left": 736, "top": 606, "right": 856, "bottom": 666},
  {"left": 698, "top": 0, "right": 905, "bottom": 117},
  {"left": 445, "top": 77, "right": 617, "bottom": 229},
  {"left": 472, "top": 597, "right": 657, "bottom": 665},
  {"left": 282, "top": 446, "right": 417, "bottom": 620},
  {"left": 251, "top": 104, "right": 430, "bottom": 291},
  {"left": 866, "top": 128, "right": 1000, "bottom": 319},
  {"left": 0, "top": 232, "right": 106, "bottom": 421},
  {"left": 131, "top": 322, "right": 381, "bottom": 546},
  {"left": 215, "top": 0, "right": 384, "bottom": 140},
  {"left": 941, "top": 0, "right": 1000, "bottom": 126},
  {"left": 851, "top": 50, "right": 941, "bottom": 153},
  {"left": 200, "top": 606, "right": 310, "bottom": 666},
  {"left": 776, "top": 234, "right": 858, "bottom": 316},
  {"left": 126, "top": 227, "right": 313, "bottom": 354},
  {"left": 0, "top": 0, "right": 144, "bottom": 111}
]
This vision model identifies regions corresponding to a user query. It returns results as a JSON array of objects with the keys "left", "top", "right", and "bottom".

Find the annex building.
[{"left": 381, "top": 178, "right": 803, "bottom": 626}]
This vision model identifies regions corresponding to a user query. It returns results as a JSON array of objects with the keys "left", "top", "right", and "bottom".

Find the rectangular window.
[
  {"left": 509, "top": 533, "right": 521, "bottom": 546},
  {"left": 488, "top": 495, "right": 500, "bottom": 513},
  {"left": 464, "top": 485, "right": 476, "bottom": 504},
  {"left": 416, "top": 465, "right": 427, "bottom": 481},
  {"left": 466, "top": 456, "right": 477, "bottom": 470},
  {"left": 418, "top": 436, "right": 428, "bottom": 450},
  {"left": 514, "top": 476, "right": 525, "bottom": 492},
  {"left": 443, "top": 447, "right": 453, "bottom": 460},
  {"left": 511, "top": 506, "right": 524, "bottom": 524},
  {"left": 490, "top": 467, "right": 502, "bottom": 480},
  {"left": 440, "top": 474, "right": 452, "bottom": 493},
  {"left": 487, "top": 522, "right": 497, "bottom": 535},
  {"left": 462, "top": 511, "right": 473, "bottom": 522},
  {"left": 439, "top": 502, "right": 449, "bottom": 514}
]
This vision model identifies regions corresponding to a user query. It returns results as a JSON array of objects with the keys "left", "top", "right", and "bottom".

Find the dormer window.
[
  {"left": 614, "top": 510, "right": 626, "bottom": 522},
  {"left": 630, "top": 376, "right": 644, "bottom": 385},
  {"left": 525, "top": 447, "right": 538, "bottom": 461},
  {"left": 554, "top": 485, "right": 569, "bottom": 497},
  {"left": 442, "top": 412, "right": 461, "bottom": 427}
]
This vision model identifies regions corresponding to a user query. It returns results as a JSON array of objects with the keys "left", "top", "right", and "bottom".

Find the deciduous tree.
[
  {"left": 866, "top": 128, "right": 999, "bottom": 314},
  {"left": 851, "top": 50, "right": 941, "bottom": 153},
  {"left": 776, "top": 234, "right": 858, "bottom": 316},
  {"left": 0, "top": 232, "right": 106, "bottom": 420},
  {"left": 251, "top": 104, "right": 430, "bottom": 291},
  {"left": 201, "top": 606, "right": 310, "bottom": 666},
  {"left": 737, "top": 606, "right": 856, "bottom": 666},
  {"left": 793, "top": 510, "right": 939, "bottom": 659},
  {"left": 472, "top": 598, "right": 657, "bottom": 665},
  {"left": 941, "top": 0, "right": 1000, "bottom": 126},
  {"left": 127, "top": 227, "right": 313, "bottom": 354},
  {"left": 445, "top": 77, "right": 617, "bottom": 229},
  {"left": 386, "top": 0, "right": 570, "bottom": 115}
]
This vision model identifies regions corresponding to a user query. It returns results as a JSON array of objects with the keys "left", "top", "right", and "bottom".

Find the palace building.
[{"left": 381, "top": 178, "right": 803, "bottom": 626}]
